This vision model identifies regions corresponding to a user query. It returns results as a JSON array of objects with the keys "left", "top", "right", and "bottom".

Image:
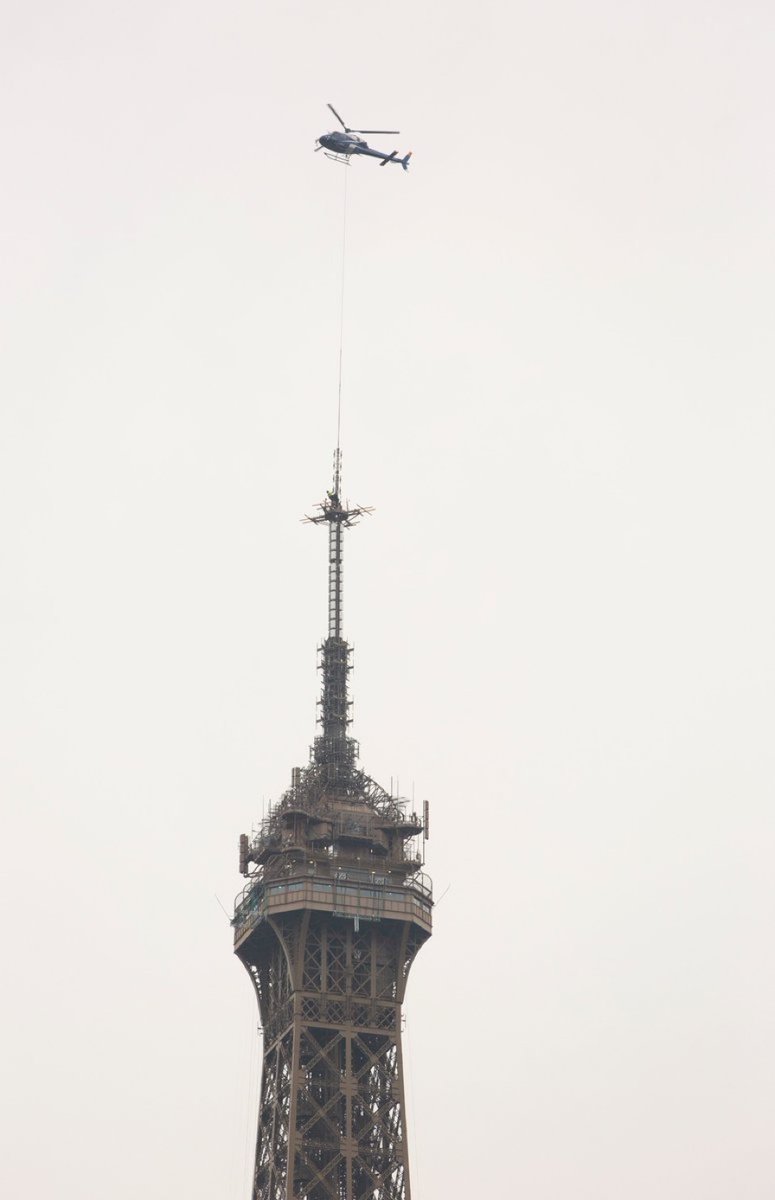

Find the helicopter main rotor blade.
[
  {"left": 327, "top": 103, "right": 348, "bottom": 131},
  {"left": 351, "top": 129, "right": 400, "bottom": 135}
]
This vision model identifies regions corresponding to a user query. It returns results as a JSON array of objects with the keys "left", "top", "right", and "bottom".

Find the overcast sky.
[{"left": 2, "top": 2, "right": 774, "bottom": 1197}]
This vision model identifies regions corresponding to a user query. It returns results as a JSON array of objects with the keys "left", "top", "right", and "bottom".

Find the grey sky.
[{"left": 2, "top": 2, "right": 774, "bottom": 1197}]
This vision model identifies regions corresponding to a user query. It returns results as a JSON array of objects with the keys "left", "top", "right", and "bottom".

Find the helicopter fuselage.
[
  {"left": 317, "top": 129, "right": 410, "bottom": 168},
  {"left": 319, "top": 130, "right": 371, "bottom": 155}
]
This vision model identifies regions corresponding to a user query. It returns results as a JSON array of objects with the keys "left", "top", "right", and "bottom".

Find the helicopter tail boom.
[{"left": 377, "top": 149, "right": 412, "bottom": 170}]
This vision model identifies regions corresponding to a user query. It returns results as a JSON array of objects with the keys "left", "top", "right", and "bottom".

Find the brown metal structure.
[{"left": 234, "top": 450, "right": 432, "bottom": 1200}]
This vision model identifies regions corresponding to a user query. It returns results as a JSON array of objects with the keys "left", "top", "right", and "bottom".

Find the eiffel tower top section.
[{"left": 234, "top": 449, "right": 430, "bottom": 929}]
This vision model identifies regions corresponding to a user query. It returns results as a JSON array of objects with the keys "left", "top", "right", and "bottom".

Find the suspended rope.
[{"left": 336, "top": 165, "right": 348, "bottom": 456}]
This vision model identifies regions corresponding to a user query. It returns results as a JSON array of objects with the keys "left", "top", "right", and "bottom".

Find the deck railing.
[{"left": 233, "top": 867, "right": 433, "bottom": 942}]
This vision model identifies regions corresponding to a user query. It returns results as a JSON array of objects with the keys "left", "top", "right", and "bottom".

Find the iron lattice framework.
[{"left": 234, "top": 451, "right": 432, "bottom": 1200}]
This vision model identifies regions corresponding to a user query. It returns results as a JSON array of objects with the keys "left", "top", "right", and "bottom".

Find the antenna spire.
[{"left": 305, "top": 449, "right": 372, "bottom": 781}]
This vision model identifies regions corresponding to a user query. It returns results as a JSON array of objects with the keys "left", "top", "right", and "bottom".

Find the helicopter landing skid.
[{"left": 323, "top": 151, "right": 351, "bottom": 166}]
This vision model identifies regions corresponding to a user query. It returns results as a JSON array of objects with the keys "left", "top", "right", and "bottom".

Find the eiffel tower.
[{"left": 233, "top": 449, "right": 432, "bottom": 1199}]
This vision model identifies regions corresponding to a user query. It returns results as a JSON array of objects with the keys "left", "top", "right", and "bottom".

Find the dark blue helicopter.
[{"left": 316, "top": 103, "right": 412, "bottom": 171}]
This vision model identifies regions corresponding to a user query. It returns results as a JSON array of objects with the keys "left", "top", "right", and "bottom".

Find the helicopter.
[{"left": 316, "top": 103, "right": 412, "bottom": 171}]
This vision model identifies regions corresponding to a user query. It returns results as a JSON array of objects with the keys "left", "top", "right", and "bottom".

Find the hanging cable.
[{"left": 336, "top": 165, "right": 348, "bottom": 456}]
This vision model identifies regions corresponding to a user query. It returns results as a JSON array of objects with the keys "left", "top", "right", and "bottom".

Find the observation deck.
[{"left": 233, "top": 865, "right": 433, "bottom": 948}]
